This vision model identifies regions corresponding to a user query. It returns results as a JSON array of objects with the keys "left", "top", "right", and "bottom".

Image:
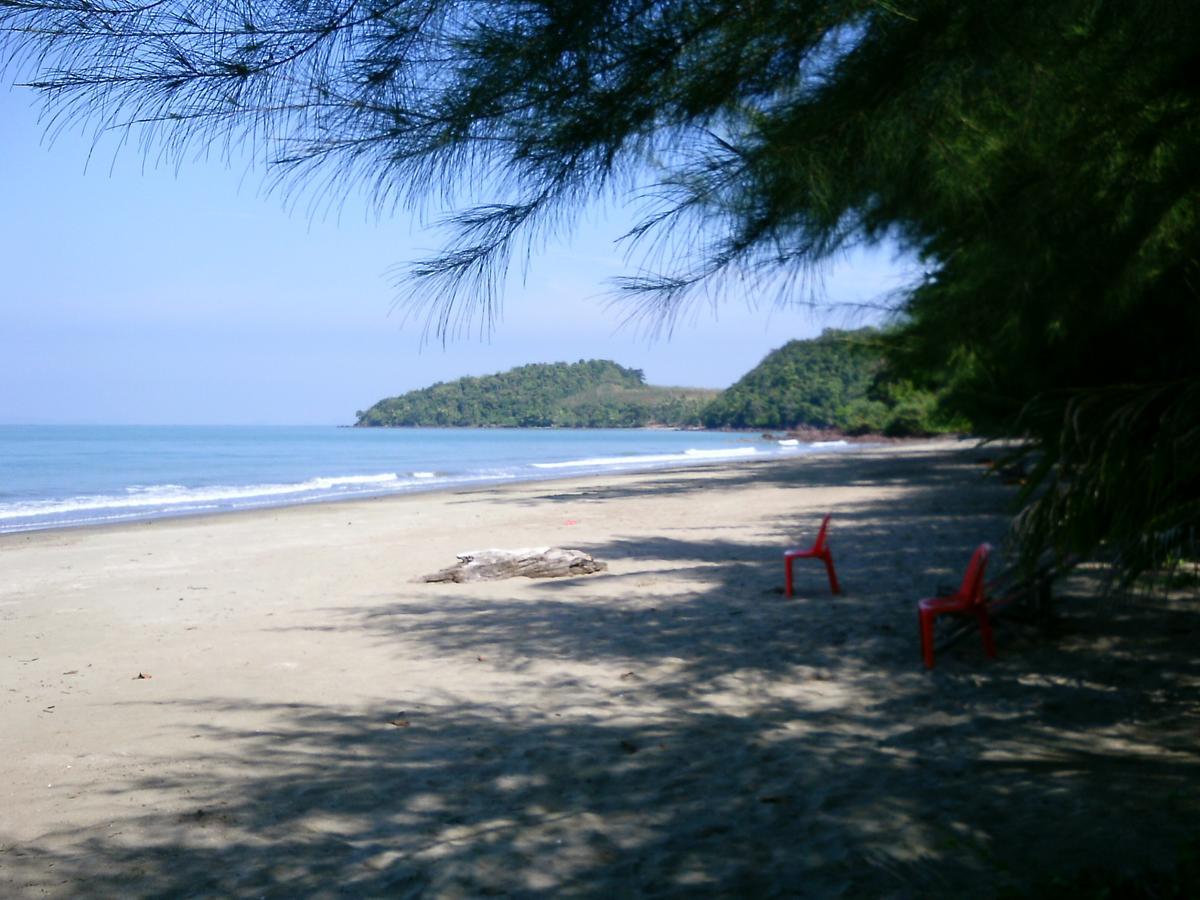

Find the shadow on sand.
[{"left": 4, "top": 448, "right": 1199, "bottom": 897}]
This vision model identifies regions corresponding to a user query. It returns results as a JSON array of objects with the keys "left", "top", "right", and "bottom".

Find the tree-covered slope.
[
  {"left": 701, "top": 330, "right": 955, "bottom": 436},
  {"left": 356, "top": 360, "right": 717, "bottom": 427}
]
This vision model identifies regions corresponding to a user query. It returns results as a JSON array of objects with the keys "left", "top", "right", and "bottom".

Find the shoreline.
[
  {"left": 0, "top": 440, "right": 888, "bottom": 544},
  {"left": 3, "top": 438, "right": 1195, "bottom": 896},
  {"left": 0, "top": 433, "right": 910, "bottom": 539}
]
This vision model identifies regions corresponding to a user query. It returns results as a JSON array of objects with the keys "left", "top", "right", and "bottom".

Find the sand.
[{"left": 1, "top": 439, "right": 1197, "bottom": 897}]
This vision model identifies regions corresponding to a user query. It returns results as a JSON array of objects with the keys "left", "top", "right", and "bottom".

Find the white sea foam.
[
  {"left": 0, "top": 469, "right": 532, "bottom": 531},
  {"left": 531, "top": 447, "right": 758, "bottom": 470},
  {"left": 0, "top": 472, "right": 402, "bottom": 521},
  {"left": 309, "top": 473, "right": 401, "bottom": 489},
  {"left": 811, "top": 440, "right": 849, "bottom": 448},
  {"left": 777, "top": 439, "right": 800, "bottom": 446}
]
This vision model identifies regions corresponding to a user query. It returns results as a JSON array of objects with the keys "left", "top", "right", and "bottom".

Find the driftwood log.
[{"left": 421, "top": 547, "right": 607, "bottom": 583}]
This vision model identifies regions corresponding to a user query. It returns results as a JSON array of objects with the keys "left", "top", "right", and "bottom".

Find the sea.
[{"left": 0, "top": 425, "right": 853, "bottom": 534}]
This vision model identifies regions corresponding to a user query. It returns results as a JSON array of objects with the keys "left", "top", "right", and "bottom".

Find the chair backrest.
[
  {"left": 813, "top": 514, "right": 833, "bottom": 552},
  {"left": 957, "top": 543, "right": 992, "bottom": 603}
]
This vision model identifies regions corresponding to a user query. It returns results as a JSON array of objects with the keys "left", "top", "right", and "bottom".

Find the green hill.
[
  {"left": 700, "top": 329, "right": 957, "bottom": 436},
  {"left": 356, "top": 336, "right": 958, "bottom": 434},
  {"left": 355, "top": 360, "right": 718, "bottom": 428}
]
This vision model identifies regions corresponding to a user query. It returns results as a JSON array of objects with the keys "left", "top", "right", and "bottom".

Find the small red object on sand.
[
  {"left": 784, "top": 514, "right": 840, "bottom": 596},
  {"left": 918, "top": 543, "right": 995, "bottom": 669}
]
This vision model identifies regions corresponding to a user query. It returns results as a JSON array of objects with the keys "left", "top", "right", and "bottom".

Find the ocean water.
[{"left": 0, "top": 425, "right": 852, "bottom": 534}]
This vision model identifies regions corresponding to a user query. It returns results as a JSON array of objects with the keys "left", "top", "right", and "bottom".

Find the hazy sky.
[{"left": 2, "top": 85, "right": 915, "bottom": 426}]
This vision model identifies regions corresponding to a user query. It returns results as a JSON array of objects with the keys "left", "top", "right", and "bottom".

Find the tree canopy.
[
  {"left": 3, "top": 0, "right": 1197, "bottom": 583},
  {"left": 701, "top": 328, "right": 955, "bottom": 436}
]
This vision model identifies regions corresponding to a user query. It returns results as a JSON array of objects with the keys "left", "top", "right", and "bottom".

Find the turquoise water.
[{"left": 0, "top": 425, "right": 852, "bottom": 533}]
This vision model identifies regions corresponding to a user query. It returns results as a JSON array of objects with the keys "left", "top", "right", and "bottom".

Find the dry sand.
[{"left": 1, "top": 440, "right": 1198, "bottom": 897}]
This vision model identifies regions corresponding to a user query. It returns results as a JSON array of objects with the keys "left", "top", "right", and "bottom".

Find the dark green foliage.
[
  {"left": 701, "top": 329, "right": 956, "bottom": 435},
  {"left": 702, "top": 330, "right": 880, "bottom": 431},
  {"left": 1010, "top": 381, "right": 1200, "bottom": 588},
  {"left": 356, "top": 360, "right": 716, "bottom": 427},
  {"left": 854, "top": 2, "right": 1200, "bottom": 582},
  {"left": 4, "top": 0, "right": 1198, "bottom": 582}
]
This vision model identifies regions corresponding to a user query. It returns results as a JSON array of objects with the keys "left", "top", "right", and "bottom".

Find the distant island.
[
  {"left": 355, "top": 330, "right": 956, "bottom": 435},
  {"left": 355, "top": 359, "right": 717, "bottom": 428}
]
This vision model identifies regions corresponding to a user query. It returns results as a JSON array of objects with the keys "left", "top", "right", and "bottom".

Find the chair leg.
[
  {"left": 822, "top": 552, "right": 841, "bottom": 595},
  {"left": 977, "top": 608, "right": 997, "bottom": 658},
  {"left": 919, "top": 609, "right": 936, "bottom": 669},
  {"left": 784, "top": 556, "right": 794, "bottom": 597}
]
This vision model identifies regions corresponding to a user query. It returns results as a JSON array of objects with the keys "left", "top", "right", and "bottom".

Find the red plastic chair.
[
  {"left": 918, "top": 543, "right": 995, "bottom": 669},
  {"left": 784, "top": 514, "right": 841, "bottom": 596}
]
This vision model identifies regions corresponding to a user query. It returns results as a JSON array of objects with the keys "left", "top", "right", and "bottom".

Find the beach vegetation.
[{"left": 3, "top": 1, "right": 1197, "bottom": 584}]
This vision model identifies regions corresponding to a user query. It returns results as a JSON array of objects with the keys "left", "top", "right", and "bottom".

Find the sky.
[{"left": 1, "top": 85, "right": 916, "bottom": 426}]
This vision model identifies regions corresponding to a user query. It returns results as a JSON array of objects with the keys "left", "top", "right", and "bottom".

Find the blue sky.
[{"left": 1, "top": 85, "right": 914, "bottom": 425}]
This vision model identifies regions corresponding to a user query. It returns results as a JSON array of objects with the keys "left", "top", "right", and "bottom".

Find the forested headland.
[
  {"left": 356, "top": 330, "right": 951, "bottom": 434},
  {"left": 700, "top": 329, "right": 953, "bottom": 436},
  {"left": 355, "top": 360, "right": 717, "bottom": 428}
]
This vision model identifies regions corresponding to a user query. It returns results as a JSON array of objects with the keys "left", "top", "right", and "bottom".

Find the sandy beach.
[{"left": 2, "top": 439, "right": 1197, "bottom": 896}]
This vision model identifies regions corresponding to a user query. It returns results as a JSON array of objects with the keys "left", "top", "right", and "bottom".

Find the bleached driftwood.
[{"left": 421, "top": 547, "right": 607, "bottom": 583}]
